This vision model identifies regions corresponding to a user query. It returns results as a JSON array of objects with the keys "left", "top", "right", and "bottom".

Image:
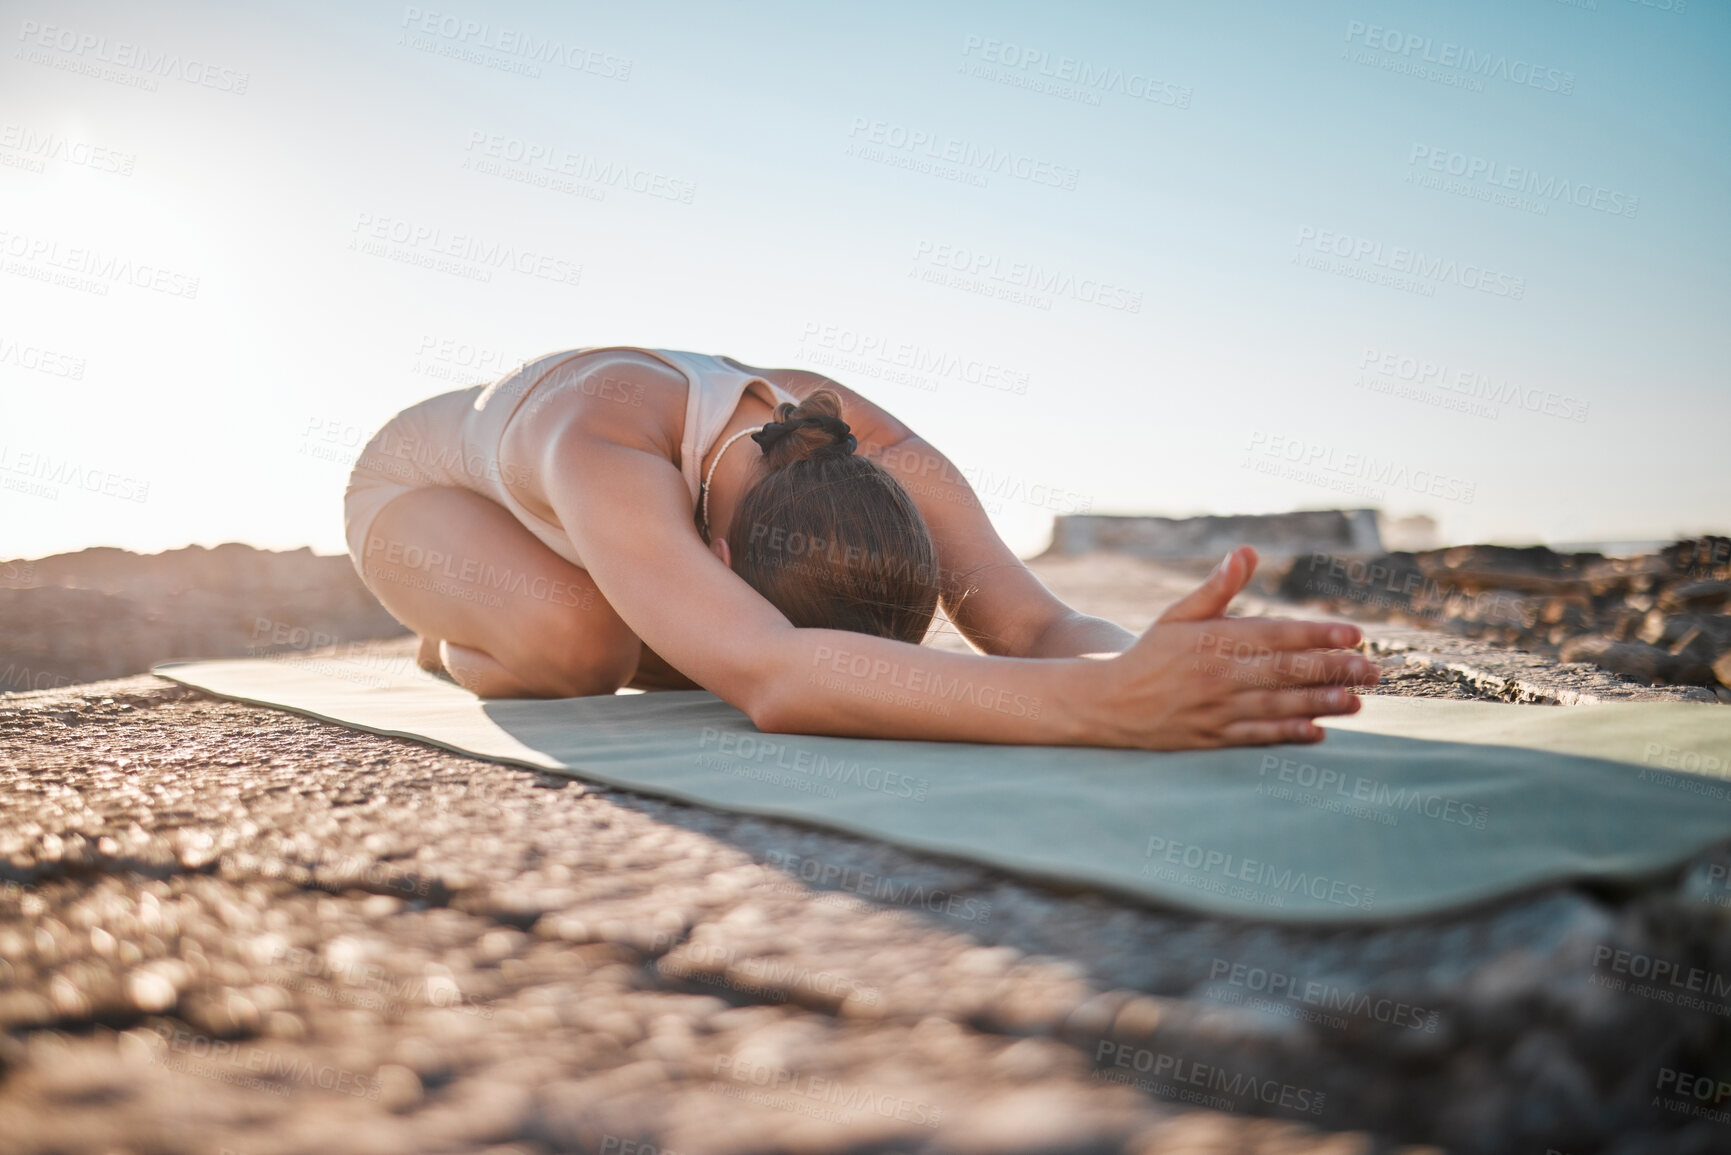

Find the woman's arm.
[
  {"left": 533, "top": 384, "right": 1376, "bottom": 749},
  {"left": 873, "top": 431, "right": 1136, "bottom": 657},
  {"left": 742, "top": 365, "right": 1150, "bottom": 659}
]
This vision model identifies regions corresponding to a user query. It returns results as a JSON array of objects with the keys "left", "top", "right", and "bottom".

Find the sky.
[{"left": 2, "top": 0, "right": 1727, "bottom": 561}]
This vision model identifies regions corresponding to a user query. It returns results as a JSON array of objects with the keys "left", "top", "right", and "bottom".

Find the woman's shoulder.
[
  {"left": 501, "top": 348, "right": 691, "bottom": 458},
  {"left": 721, "top": 359, "right": 917, "bottom": 449}
]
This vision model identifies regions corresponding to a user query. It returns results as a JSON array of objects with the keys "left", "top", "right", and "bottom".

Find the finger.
[
  {"left": 1227, "top": 687, "right": 1363, "bottom": 721},
  {"left": 1189, "top": 645, "right": 1380, "bottom": 691},
  {"left": 1217, "top": 717, "right": 1327, "bottom": 746},
  {"left": 1187, "top": 616, "right": 1364, "bottom": 655},
  {"left": 1157, "top": 545, "right": 1258, "bottom": 624}
]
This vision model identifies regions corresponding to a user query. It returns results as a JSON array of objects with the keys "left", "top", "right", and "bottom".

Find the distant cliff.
[
  {"left": 1040, "top": 510, "right": 1385, "bottom": 561},
  {"left": 0, "top": 544, "right": 407, "bottom": 691}
]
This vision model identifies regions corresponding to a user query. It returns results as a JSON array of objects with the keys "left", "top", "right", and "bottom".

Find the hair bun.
[
  {"left": 750, "top": 390, "right": 857, "bottom": 468},
  {"left": 752, "top": 414, "right": 856, "bottom": 457}
]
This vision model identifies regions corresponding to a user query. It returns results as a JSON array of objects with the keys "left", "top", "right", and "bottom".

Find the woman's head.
[{"left": 725, "top": 389, "right": 939, "bottom": 644}]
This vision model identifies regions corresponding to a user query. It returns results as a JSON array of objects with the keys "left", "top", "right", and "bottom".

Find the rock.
[
  {"left": 1275, "top": 551, "right": 1428, "bottom": 611},
  {"left": 1557, "top": 636, "right": 1714, "bottom": 686},
  {"left": 1260, "top": 538, "right": 1731, "bottom": 694},
  {"left": 1658, "top": 580, "right": 1731, "bottom": 613},
  {"left": 1639, "top": 612, "right": 1731, "bottom": 655},
  {"left": 1410, "top": 545, "right": 1603, "bottom": 598},
  {"left": 1659, "top": 536, "right": 1731, "bottom": 579}
]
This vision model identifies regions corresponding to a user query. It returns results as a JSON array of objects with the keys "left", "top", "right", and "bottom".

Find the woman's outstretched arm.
[
  {"left": 536, "top": 400, "right": 1377, "bottom": 750},
  {"left": 748, "top": 365, "right": 1244, "bottom": 661}
]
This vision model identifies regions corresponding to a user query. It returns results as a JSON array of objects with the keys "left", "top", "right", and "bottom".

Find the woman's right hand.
[{"left": 1071, "top": 612, "right": 1379, "bottom": 751}]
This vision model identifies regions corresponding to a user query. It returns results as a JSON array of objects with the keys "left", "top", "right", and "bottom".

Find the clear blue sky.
[{"left": 3, "top": 0, "right": 1726, "bottom": 559}]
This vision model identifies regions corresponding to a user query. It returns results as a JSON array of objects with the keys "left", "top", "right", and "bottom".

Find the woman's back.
[{"left": 346, "top": 347, "right": 798, "bottom": 573}]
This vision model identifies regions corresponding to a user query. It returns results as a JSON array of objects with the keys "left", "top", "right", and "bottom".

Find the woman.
[{"left": 343, "top": 346, "right": 1377, "bottom": 749}]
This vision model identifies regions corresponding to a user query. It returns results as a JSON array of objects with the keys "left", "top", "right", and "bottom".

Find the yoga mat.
[{"left": 153, "top": 656, "right": 1731, "bottom": 924}]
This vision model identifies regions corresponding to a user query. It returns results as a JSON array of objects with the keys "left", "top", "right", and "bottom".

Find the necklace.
[{"left": 699, "top": 425, "right": 760, "bottom": 542}]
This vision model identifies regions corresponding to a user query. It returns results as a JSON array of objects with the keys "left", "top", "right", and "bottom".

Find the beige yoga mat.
[{"left": 153, "top": 655, "right": 1731, "bottom": 923}]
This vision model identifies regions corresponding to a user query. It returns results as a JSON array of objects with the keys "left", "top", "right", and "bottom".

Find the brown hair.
[{"left": 726, "top": 389, "right": 939, "bottom": 644}]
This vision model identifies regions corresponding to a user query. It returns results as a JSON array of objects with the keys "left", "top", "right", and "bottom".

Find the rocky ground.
[
  {"left": 3, "top": 556, "right": 1731, "bottom": 1155},
  {"left": 1024, "top": 553, "right": 1718, "bottom": 707},
  {"left": 1267, "top": 537, "right": 1731, "bottom": 699}
]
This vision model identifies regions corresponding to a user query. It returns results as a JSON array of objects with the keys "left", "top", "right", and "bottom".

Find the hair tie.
[{"left": 751, "top": 414, "right": 857, "bottom": 458}]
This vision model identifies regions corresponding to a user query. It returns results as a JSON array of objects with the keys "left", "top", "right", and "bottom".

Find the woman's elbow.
[
  {"left": 738, "top": 663, "right": 811, "bottom": 734},
  {"left": 743, "top": 682, "right": 797, "bottom": 733}
]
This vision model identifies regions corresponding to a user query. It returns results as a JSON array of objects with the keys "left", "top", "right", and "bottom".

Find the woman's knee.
[{"left": 500, "top": 611, "right": 642, "bottom": 698}]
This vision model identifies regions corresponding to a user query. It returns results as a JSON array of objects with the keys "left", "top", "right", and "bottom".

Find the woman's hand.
[
  {"left": 1071, "top": 616, "right": 1377, "bottom": 749},
  {"left": 1066, "top": 545, "right": 1380, "bottom": 749},
  {"left": 1155, "top": 544, "right": 1263, "bottom": 627}
]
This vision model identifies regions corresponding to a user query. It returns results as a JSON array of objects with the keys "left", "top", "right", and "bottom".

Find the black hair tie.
[{"left": 751, "top": 414, "right": 857, "bottom": 458}]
